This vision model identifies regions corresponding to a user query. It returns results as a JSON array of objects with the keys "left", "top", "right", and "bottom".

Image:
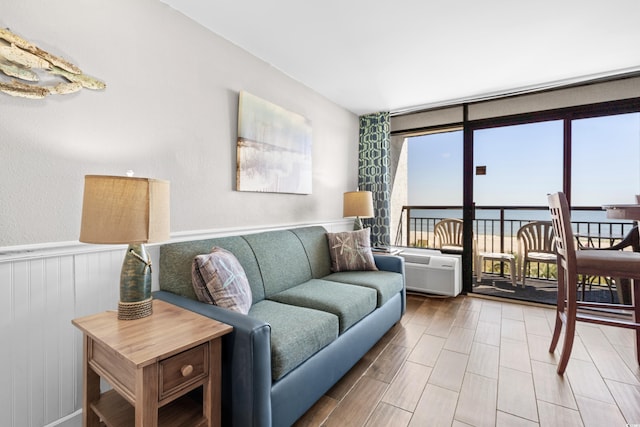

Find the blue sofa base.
[
  {"left": 154, "top": 290, "right": 402, "bottom": 427},
  {"left": 270, "top": 292, "right": 401, "bottom": 427},
  {"left": 153, "top": 226, "right": 405, "bottom": 426}
]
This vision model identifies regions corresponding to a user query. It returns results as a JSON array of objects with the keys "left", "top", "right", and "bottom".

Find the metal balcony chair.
[
  {"left": 547, "top": 192, "right": 640, "bottom": 375},
  {"left": 433, "top": 218, "right": 516, "bottom": 286},
  {"left": 516, "top": 221, "right": 557, "bottom": 286}
]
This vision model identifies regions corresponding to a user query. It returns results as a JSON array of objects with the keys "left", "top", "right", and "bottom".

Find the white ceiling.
[{"left": 161, "top": 0, "right": 640, "bottom": 115}]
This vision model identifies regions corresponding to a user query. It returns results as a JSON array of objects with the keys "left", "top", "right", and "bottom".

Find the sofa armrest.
[
  {"left": 373, "top": 254, "right": 405, "bottom": 274},
  {"left": 153, "top": 290, "right": 272, "bottom": 427},
  {"left": 373, "top": 255, "right": 406, "bottom": 314}
]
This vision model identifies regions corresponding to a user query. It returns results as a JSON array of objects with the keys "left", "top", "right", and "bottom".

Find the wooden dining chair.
[{"left": 547, "top": 192, "right": 640, "bottom": 374}]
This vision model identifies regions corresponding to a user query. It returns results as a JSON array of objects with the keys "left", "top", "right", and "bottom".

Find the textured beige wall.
[{"left": 0, "top": 0, "right": 359, "bottom": 247}]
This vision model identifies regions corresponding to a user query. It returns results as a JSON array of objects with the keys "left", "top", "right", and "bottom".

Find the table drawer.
[{"left": 159, "top": 342, "right": 209, "bottom": 400}]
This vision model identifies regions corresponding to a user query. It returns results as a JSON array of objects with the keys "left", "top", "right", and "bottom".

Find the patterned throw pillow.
[
  {"left": 192, "top": 247, "right": 252, "bottom": 314},
  {"left": 326, "top": 228, "right": 379, "bottom": 272}
]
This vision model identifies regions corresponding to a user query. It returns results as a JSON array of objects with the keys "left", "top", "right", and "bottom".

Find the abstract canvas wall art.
[{"left": 237, "top": 91, "right": 312, "bottom": 194}]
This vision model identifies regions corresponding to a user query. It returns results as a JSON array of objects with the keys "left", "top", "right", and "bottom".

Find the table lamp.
[
  {"left": 79, "top": 174, "right": 170, "bottom": 320},
  {"left": 343, "top": 190, "right": 374, "bottom": 230}
]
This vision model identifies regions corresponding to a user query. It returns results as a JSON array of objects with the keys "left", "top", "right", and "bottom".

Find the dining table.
[
  {"left": 602, "top": 203, "right": 640, "bottom": 220},
  {"left": 599, "top": 204, "right": 640, "bottom": 304}
]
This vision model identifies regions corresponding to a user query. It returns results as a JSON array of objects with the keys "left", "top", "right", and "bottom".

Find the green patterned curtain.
[{"left": 359, "top": 112, "right": 391, "bottom": 246}]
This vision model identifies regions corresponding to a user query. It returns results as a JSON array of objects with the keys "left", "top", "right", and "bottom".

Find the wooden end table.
[{"left": 72, "top": 299, "right": 232, "bottom": 427}]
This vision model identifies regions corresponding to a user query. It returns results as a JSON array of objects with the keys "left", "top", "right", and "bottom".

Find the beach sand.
[{"left": 407, "top": 230, "right": 520, "bottom": 254}]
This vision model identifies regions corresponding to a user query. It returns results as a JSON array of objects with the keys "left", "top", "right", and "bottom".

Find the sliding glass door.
[
  {"left": 472, "top": 121, "right": 563, "bottom": 301},
  {"left": 474, "top": 121, "right": 563, "bottom": 206},
  {"left": 401, "top": 99, "right": 640, "bottom": 302},
  {"left": 470, "top": 110, "right": 640, "bottom": 303},
  {"left": 571, "top": 112, "right": 640, "bottom": 206}
]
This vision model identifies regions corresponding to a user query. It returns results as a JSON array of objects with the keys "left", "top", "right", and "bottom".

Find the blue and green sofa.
[{"left": 153, "top": 225, "right": 405, "bottom": 427}]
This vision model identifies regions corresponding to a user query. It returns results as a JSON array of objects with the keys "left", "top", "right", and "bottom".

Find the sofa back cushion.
[
  {"left": 159, "top": 226, "right": 334, "bottom": 303},
  {"left": 290, "top": 226, "right": 333, "bottom": 278},
  {"left": 160, "top": 235, "right": 266, "bottom": 302},
  {"left": 243, "top": 230, "right": 314, "bottom": 297}
]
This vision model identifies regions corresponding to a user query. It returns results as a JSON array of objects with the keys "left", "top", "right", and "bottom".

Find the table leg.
[
  {"left": 203, "top": 338, "right": 222, "bottom": 427},
  {"left": 136, "top": 364, "right": 159, "bottom": 427},
  {"left": 83, "top": 336, "right": 101, "bottom": 427},
  {"left": 633, "top": 279, "right": 640, "bottom": 365}
]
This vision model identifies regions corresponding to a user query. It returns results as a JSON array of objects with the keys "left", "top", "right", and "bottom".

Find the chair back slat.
[{"left": 547, "top": 192, "right": 576, "bottom": 269}]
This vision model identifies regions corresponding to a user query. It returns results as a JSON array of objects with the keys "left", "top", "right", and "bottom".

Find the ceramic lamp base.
[
  {"left": 353, "top": 216, "right": 364, "bottom": 230},
  {"left": 118, "top": 243, "right": 153, "bottom": 320}
]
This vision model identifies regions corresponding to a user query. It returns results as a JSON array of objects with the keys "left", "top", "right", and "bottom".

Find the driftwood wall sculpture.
[{"left": 0, "top": 28, "right": 106, "bottom": 99}]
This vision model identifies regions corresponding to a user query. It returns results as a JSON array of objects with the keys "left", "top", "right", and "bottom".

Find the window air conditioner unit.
[{"left": 399, "top": 248, "right": 461, "bottom": 297}]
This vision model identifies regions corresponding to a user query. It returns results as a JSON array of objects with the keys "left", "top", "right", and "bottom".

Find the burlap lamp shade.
[{"left": 343, "top": 190, "right": 374, "bottom": 230}]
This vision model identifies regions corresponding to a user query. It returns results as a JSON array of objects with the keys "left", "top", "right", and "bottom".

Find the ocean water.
[{"left": 407, "top": 208, "right": 635, "bottom": 237}]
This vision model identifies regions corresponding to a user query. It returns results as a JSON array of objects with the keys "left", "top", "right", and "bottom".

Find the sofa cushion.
[
  {"left": 269, "top": 279, "right": 377, "bottom": 333},
  {"left": 326, "top": 228, "right": 378, "bottom": 272},
  {"left": 249, "top": 300, "right": 338, "bottom": 381},
  {"left": 243, "top": 230, "right": 313, "bottom": 297},
  {"left": 325, "top": 270, "right": 404, "bottom": 307},
  {"left": 291, "top": 226, "right": 333, "bottom": 278},
  {"left": 160, "top": 235, "right": 266, "bottom": 302},
  {"left": 192, "top": 247, "right": 252, "bottom": 314}
]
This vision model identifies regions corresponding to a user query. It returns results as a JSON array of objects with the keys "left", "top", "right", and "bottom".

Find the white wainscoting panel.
[{"left": 0, "top": 248, "right": 123, "bottom": 427}]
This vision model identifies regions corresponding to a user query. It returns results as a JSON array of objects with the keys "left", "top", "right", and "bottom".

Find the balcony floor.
[{"left": 473, "top": 274, "right": 619, "bottom": 306}]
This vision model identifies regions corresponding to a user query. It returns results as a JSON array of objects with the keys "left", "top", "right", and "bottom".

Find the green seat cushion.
[
  {"left": 324, "top": 271, "right": 404, "bottom": 307},
  {"left": 249, "top": 300, "right": 338, "bottom": 381},
  {"left": 269, "top": 279, "right": 377, "bottom": 333}
]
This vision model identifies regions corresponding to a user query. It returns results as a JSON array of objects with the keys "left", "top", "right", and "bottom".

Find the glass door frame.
[{"left": 461, "top": 98, "right": 640, "bottom": 294}]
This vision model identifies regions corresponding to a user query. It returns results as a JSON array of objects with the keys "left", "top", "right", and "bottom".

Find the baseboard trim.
[{"left": 43, "top": 409, "right": 82, "bottom": 427}]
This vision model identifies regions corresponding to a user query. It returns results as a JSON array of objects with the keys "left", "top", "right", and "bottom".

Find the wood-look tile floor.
[{"left": 294, "top": 294, "right": 640, "bottom": 427}]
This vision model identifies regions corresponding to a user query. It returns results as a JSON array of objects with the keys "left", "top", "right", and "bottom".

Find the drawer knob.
[{"left": 180, "top": 364, "right": 194, "bottom": 377}]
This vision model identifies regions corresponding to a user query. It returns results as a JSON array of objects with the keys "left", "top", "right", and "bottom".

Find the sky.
[{"left": 408, "top": 112, "right": 640, "bottom": 207}]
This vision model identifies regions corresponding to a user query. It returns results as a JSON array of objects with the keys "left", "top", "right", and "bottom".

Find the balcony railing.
[{"left": 397, "top": 205, "right": 636, "bottom": 283}]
